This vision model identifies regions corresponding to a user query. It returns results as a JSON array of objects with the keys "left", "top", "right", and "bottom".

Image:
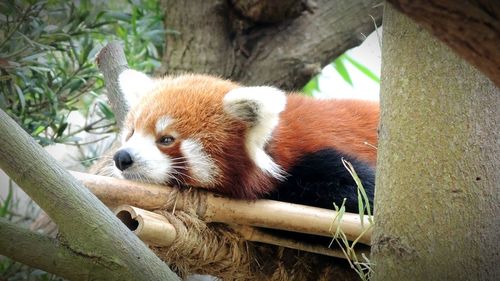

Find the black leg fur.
[{"left": 268, "top": 148, "right": 375, "bottom": 213}]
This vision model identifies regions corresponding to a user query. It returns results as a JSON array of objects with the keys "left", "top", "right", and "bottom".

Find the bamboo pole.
[
  {"left": 113, "top": 205, "right": 365, "bottom": 259},
  {"left": 115, "top": 205, "right": 177, "bottom": 246},
  {"left": 70, "top": 171, "right": 373, "bottom": 245},
  {"left": 204, "top": 193, "right": 372, "bottom": 244},
  {"left": 70, "top": 171, "right": 173, "bottom": 209},
  {"left": 232, "top": 225, "right": 370, "bottom": 259}
]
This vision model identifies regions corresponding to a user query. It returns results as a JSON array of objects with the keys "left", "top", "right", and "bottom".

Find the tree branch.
[
  {"left": 231, "top": 0, "right": 304, "bottom": 23},
  {"left": 0, "top": 218, "right": 95, "bottom": 280},
  {"left": 386, "top": 0, "right": 500, "bottom": 87},
  {"left": 0, "top": 105, "right": 179, "bottom": 280},
  {"left": 236, "top": 0, "right": 383, "bottom": 89},
  {"left": 96, "top": 41, "right": 130, "bottom": 128},
  {"left": 160, "top": 0, "right": 382, "bottom": 89}
]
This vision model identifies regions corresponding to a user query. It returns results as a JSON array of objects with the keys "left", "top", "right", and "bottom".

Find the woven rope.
[
  {"left": 152, "top": 211, "right": 256, "bottom": 280},
  {"left": 149, "top": 209, "right": 358, "bottom": 281}
]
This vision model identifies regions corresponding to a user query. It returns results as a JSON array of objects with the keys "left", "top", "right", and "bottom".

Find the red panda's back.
[{"left": 269, "top": 95, "right": 379, "bottom": 171}]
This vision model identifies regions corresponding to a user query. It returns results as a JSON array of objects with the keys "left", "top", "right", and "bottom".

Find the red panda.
[{"left": 112, "top": 70, "right": 378, "bottom": 212}]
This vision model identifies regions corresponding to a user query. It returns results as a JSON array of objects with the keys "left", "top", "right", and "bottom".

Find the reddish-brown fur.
[
  {"left": 270, "top": 95, "right": 379, "bottom": 171},
  {"left": 127, "top": 74, "right": 378, "bottom": 200}
]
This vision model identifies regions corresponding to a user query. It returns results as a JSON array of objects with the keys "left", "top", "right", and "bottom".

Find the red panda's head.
[{"left": 112, "top": 70, "right": 286, "bottom": 197}]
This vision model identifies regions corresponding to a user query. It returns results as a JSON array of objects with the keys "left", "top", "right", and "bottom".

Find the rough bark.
[
  {"left": 0, "top": 218, "right": 101, "bottom": 280},
  {"left": 96, "top": 41, "right": 130, "bottom": 128},
  {"left": 231, "top": 0, "right": 305, "bottom": 23},
  {"left": 160, "top": 0, "right": 383, "bottom": 90},
  {"left": 0, "top": 109, "right": 180, "bottom": 281},
  {"left": 387, "top": 0, "right": 500, "bottom": 87},
  {"left": 372, "top": 4, "right": 500, "bottom": 281}
]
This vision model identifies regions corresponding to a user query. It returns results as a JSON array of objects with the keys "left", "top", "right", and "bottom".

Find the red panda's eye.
[{"left": 158, "top": 135, "right": 175, "bottom": 146}]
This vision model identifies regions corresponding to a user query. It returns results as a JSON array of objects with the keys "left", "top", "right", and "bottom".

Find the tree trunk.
[
  {"left": 387, "top": 0, "right": 500, "bottom": 87},
  {"left": 372, "top": 3, "right": 500, "bottom": 281},
  {"left": 160, "top": 0, "right": 383, "bottom": 89}
]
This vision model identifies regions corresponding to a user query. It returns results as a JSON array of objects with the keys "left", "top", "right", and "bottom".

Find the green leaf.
[
  {"left": 333, "top": 56, "right": 353, "bottom": 86},
  {"left": 143, "top": 29, "right": 166, "bottom": 39},
  {"left": 0, "top": 184, "right": 14, "bottom": 217},
  {"left": 344, "top": 55, "right": 380, "bottom": 84},
  {"left": 65, "top": 79, "right": 85, "bottom": 92},
  {"left": 14, "top": 84, "right": 26, "bottom": 112},
  {"left": 79, "top": 36, "right": 93, "bottom": 65},
  {"left": 97, "top": 101, "right": 115, "bottom": 120},
  {"left": 29, "top": 66, "right": 53, "bottom": 74},
  {"left": 302, "top": 76, "right": 319, "bottom": 96},
  {"left": 131, "top": 7, "right": 138, "bottom": 35},
  {"left": 330, "top": 199, "right": 346, "bottom": 239},
  {"left": 341, "top": 158, "right": 373, "bottom": 225},
  {"left": 32, "top": 125, "right": 46, "bottom": 136},
  {"left": 116, "top": 25, "right": 127, "bottom": 39},
  {"left": 56, "top": 121, "right": 68, "bottom": 138},
  {"left": 105, "top": 11, "right": 131, "bottom": 22}
]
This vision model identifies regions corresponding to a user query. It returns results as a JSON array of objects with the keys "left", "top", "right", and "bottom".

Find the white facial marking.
[
  {"left": 118, "top": 69, "right": 156, "bottom": 107},
  {"left": 117, "top": 131, "right": 172, "bottom": 184},
  {"left": 223, "top": 86, "right": 287, "bottom": 180},
  {"left": 155, "top": 116, "right": 174, "bottom": 134},
  {"left": 180, "top": 139, "right": 219, "bottom": 186}
]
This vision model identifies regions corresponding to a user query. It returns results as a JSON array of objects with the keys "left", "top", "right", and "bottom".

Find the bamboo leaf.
[
  {"left": 345, "top": 55, "right": 380, "bottom": 83},
  {"left": 302, "top": 76, "right": 319, "bottom": 96},
  {"left": 333, "top": 56, "right": 353, "bottom": 86}
]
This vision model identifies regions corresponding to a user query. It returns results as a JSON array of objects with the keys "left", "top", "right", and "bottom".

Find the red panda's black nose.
[{"left": 113, "top": 150, "right": 133, "bottom": 171}]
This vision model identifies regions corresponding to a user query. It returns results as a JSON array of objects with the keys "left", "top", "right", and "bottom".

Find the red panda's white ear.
[
  {"left": 223, "top": 86, "right": 287, "bottom": 179},
  {"left": 118, "top": 69, "right": 155, "bottom": 107}
]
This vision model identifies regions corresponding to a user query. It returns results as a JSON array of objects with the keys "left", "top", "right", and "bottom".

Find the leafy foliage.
[
  {"left": 329, "top": 159, "right": 374, "bottom": 281},
  {"left": 0, "top": 0, "right": 164, "bottom": 147},
  {"left": 343, "top": 55, "right": 380, "bottom": 84},
  {"left": 0, "top": 0, "right": 165, "bottom": 280},
  {"left": 302, "top": 76, "right": 319, "bottom": 96},
  {"left": 302, "top": 54, "right": 380, "bottom": 96}
]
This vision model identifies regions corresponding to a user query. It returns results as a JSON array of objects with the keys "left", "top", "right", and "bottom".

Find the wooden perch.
[
  {"left": 114, "top": 205, "right": 366, "bottom": 259},
  {"left": 70, "top": 171, "right": 373, "bottom": 245}
]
